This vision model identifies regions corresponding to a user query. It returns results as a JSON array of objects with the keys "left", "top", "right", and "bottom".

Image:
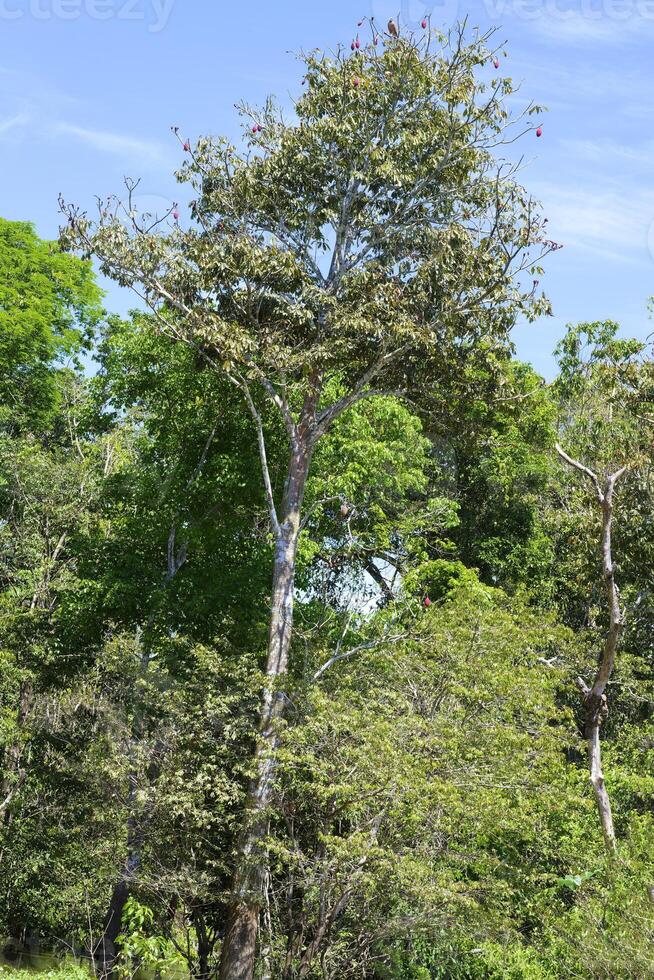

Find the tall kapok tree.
[
  {"left": 61, "top": 21, "right": 553, "bottom": 977},
  {"left": 552, "top": 321, "right": 654, "bottom": 856}
]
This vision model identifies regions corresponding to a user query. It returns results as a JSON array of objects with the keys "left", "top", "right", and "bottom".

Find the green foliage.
[
  {"left": 404, "top": 559, "right": 488, "bottom": 602},
  {"left": 2, "top": 25, "right": 654, "bottom": 980},
  {"left": 3, "top": 245, "right": 654, "bottom": 975},
  {"left": 115, "top": 897, "right": 186, "bottom": 978},
  {"left": 268, "top": 588, "right": 598, "bottom": 977},
  {"left": 302, "top": 392, "right": 457, "bottom": 602},
  {"left": 61, "top": 25, "right": 550, "bottom": 452},
  {"left": 0, "top": 218, "right": 102, "bottom": 432},
  {"left": 446, "top": 358, "right": 558, "bottom": 601},
  {"left": 6, "top": 192, "right": 654, "bottom": 980}
]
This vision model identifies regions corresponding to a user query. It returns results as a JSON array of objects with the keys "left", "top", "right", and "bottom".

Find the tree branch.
[
  {"left": 239, "top": 378, "right": 281, "bottom": 538},
  {"left": 314, "top": 348, "right": 408, "bottom": 439},
  {"left": 557, "top": 443, "right": 630, "bottom": 856},
  {"left": 555, "top": 443, "right": 603, "bottom": 503},
  {"left": 312, "top": 632, "right": 406, "bottom": 682}
]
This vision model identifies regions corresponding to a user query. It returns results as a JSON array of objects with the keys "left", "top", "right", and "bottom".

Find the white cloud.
[
  {"left": 510, "top": 52, "right": 645, "bottom": 107},
  {"left": 532, "top": 10, "right": 637, "bottom": 43},
  {"left": 559, "top": 137, "right": 654, "bottom": 169},
  {"left": 499, "top": 1, "right": 654, "bottom": 46},
  {"left": 52, "top": 122, "right": 169, "bottom": 167},
  {"left": 534, "top": 180, "right": 654, "bottom": 263},
  {"left": 0, "top": 69, "right": 170, "bottom": 169},
  {"left": 0, "top": 112, "right": 30, "bottom": 137}
]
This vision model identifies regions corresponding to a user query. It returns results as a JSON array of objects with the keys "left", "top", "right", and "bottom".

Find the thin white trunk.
[
  {"left": 220, "top": 431, "right": 314, "bottom": 980},
  {"left": 557, "top": 445, "right": 625, "bottom": 857},
  {"left": 588, "top": 720, "right": 617, "bottom": 854}
]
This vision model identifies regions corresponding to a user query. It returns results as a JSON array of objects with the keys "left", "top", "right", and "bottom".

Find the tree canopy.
[
  {"left": 0, "top": 217, "right": 102, "bottom": 432},
  {"left": 1, "top": 19, "right": 654, "bottom": 980}
]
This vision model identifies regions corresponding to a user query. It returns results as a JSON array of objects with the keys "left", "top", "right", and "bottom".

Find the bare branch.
[
  {"left": 558, "top": 444, "right": 630, "bottom": 856},
  {"left": 555, "top": 443, "right": 603, "bottom": 503},
  {"left": 239, "top": 378, "right": 281, "bottom": 538},
  {"left": 312, "top": 633, "right": 407, "bottom": 682},
  {"left": 314, "top": 347, "right": 408, "bottom": 439}
]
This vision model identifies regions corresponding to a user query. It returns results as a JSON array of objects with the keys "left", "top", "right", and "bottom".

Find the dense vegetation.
[{"left": 2, "top": 21, "right": 654, "bottom": 980}]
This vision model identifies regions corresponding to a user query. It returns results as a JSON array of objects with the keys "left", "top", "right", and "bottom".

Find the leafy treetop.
[
  {"left": 61, "top": 24, "right": 552, "bottom": 437},
  {"left": 0, "top": 218, "right": 103, "bottom": 432}
]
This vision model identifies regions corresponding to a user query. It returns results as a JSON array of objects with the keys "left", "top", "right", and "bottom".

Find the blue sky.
[{"left": 1, "top": 0, "right": 653, "bottom": 377}]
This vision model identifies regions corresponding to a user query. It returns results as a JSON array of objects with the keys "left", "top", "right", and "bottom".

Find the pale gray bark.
[
  {"left": 0, "top": 681, "right": 30, "bottom": 828},
  {"left": 220, "top": 412, "right": 314, "bottom": 980},
  {"left": 556, "top": 444, "right": 626, "bottom": 856},
  {"left": 220, "top": 359, "right": 411, "bottom": 978}
]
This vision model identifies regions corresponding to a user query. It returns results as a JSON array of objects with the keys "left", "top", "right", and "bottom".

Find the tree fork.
[
  {"left": 557, "top": 444, "right": 626, "bottom": 856},
  {"left": 219, "top": 416, "right": 316, "bottom": 980}
]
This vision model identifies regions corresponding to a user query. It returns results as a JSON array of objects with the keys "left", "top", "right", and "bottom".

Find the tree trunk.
[
  {"left": 97, "top": 878, "right": 129, "bottom": 978},
  {"left": 97, "top": 529, "right": 188, "bottom": 976},
  {"left": 0, "top": 681, "right": 31, "bottom": 826},
  {"left": 586, "top": 707, "right": 617, "bottom": 854},
  {"left": 581, "top": 487, "right": 623, "bottom": 856},
  {"left": 219, "top": 433, "right": 313, "bottom": 980},
  {"left": 192, "top": 909, "right": 212, "bottom": 980},
  {"left": 296, "top": 889, "right": 352, "bottom": 977},
  {"left": 556, "top": 446, "right": 625, "bottom": 857},
  {"left": 97, "top": 799, "right": 142, "bottom": 978}
]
